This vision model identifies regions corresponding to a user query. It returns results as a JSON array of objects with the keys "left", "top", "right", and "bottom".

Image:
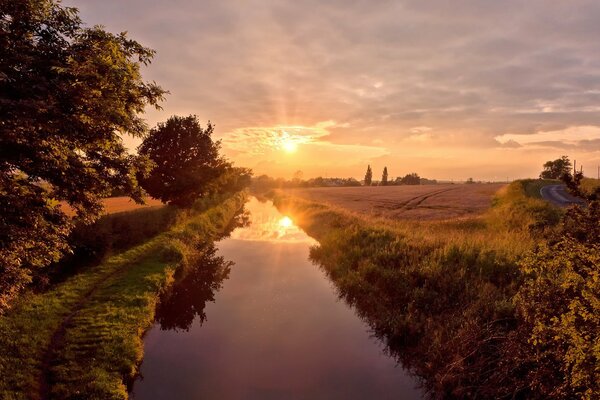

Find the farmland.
[
  {"left": 61, "top": 197, "right": 164, "bottom": 216},
  {"left": 284, "top": 183, "right": 505, "bottom": 220}
]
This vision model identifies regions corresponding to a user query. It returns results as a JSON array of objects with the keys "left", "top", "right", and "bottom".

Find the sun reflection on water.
[{"left": 230, "top": 199, "right": 316, "bottom": 244}]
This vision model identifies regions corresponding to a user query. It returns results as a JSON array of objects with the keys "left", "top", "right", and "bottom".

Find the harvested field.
[
  {"left": 101, "top": 196, "right": 164, "bottom": 214},
  {"left": 61, "top": 197, "right": 164, "bottom": 216},
  {"left": 284, "top": 183, "right": 506, "bottom": 220}
]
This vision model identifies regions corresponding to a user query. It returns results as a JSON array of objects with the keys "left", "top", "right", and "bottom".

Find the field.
[
  {"left": 284, "top": 183, "right": 506, "bottom": 220},
  {"left": 61, "top": 197, "right": 164, "bottom": 216}
]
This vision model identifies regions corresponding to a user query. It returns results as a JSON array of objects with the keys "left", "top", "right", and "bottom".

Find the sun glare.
[
  {"left": 282, "top": 140, "right": 297, "bottom": 153},
  {"left": 279, "top": 216, "right": 294, "bottom": 228}
]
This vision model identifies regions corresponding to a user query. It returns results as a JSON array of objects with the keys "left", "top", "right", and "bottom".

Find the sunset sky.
[{"left": 66, "top": 0, "right": 600, "bottom": 181}]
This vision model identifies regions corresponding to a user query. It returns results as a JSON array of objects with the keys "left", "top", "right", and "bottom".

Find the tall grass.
[
  {"left": 272, "top": 181, "right": 561, "bottom": 399},
  {"left": 0, "top": 192, "right": 247, "bottom": 400}
]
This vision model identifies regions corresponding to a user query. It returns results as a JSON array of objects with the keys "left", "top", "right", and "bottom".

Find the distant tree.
[
  {"left": 382, "top": 167, "right": 388, "bottom": 186},
  {"left": 364, "top": 165, "right": 373, "bottom": 186},
  {"left": 138, "top": 116, "right": 230, "bottom": 206},
  {"left": 540, "top": 156, "right": 572, "bottom": 179},
  {"left": 398, "top": 173, "right": 421, "bottom": 185},
  {"left": 466, "top": 177, "right": 475, "bottom": 184},
  {"left": 0, "top": 0, "right": 165, "bottom": 310}
]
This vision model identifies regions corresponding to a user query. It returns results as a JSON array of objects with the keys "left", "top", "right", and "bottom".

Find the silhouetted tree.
[
  {"left": 382, "top": 167, "right": 388, "bottom": 186},
  {"left": 540, "top": 156, "right": 572, "bottom": 179},
  {"left": 397, "top": 173, "right": 421, "bottom": 185},
  {"left": 364, "top": 165, "right": 373, "bottom": 186},
  {"left": 0, "top": 0, "right": 165, "bottom": 310},
  {"left": 138, "top": 116, "right": 231, "bottom": 206},
  {"left": 466, "top": 177, "right": 475, "bottom": 184}
]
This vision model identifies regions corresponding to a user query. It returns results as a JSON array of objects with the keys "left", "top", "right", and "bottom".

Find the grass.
[
  {"left": 581, "top": 177, "right": 600, "bottom": 196},
  {"left": 271, "top": 181, "right": 561, "bottom": 398},
  {"left": 521, "top": 178, "right": 560, "bottom": 199},
  {"left": 0, "top": 192, "right": 247, "bottom": 400}
]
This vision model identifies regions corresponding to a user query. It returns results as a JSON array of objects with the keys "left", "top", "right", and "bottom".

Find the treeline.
[
  {"left": 0, "top": 1, "right": 250, "bottom": 311},
  {"left": 251, "top": 171, "right": 438, "bottom": 191}
]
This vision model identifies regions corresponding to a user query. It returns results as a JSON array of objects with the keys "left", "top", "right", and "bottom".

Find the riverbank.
[
  {"left": 271, "top": 181, "right": 564, "bottom": 398},
  {"left": 0, "top": 192, "right": 247, "bottom": 400}
]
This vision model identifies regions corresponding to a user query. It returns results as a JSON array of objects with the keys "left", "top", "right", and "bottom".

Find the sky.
[{"left": 65, "top": 0, "right": 600, "bottom": 181}]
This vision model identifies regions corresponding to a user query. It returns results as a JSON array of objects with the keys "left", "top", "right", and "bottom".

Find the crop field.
[
  {"left": 102, "top": 196, "right": 164, "bottom": 214},
  {"left": 61, "top": 197, "right": 164, "bottom": 216},
  {"left": 284, "top": 183, "right": 506, "bottom": 220}
]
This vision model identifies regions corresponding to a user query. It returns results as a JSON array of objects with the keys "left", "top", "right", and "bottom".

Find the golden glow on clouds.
[
  {"left": 495, "top": 126, "right": 600, "bottom": 147},
  {"left": 220, "top": 121, "right": 388, "bottom": 178}
]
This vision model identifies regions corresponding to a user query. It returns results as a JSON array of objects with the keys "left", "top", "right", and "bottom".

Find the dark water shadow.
[{"left": 154, "top": 206, "right": 251, "bottom": 332}]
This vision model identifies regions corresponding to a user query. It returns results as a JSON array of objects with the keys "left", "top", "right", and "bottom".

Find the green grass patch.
[
  {"left": 0, "top": 192, "right": 247, "bottom": 400},
  {"left": 521, "top": 178, "right": 560, "bottom": 199}
]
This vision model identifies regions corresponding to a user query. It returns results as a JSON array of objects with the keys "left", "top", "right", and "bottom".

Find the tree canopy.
[
  {"left": 0, "top": 0, "right": 165, "bottom": 309},
  {"left": 540, "top": 156, "right": 572, "bottom": 179},
  {"left": 138, "top": 115, "right": 240, "bottom": 206}
]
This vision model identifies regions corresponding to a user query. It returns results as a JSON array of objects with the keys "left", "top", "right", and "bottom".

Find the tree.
[
  {"left": 466, "top": 177, "right": 475, "bottom": 184},
  {"left": 540, "top": 156, "right": 572, "bottom": 179},
  {"left": 381, "top": 167, "right": 388, "bottom": 186},
  {"left": 397, "top": 173, "right": 421, "bottom": 185},
  {"left": 0, "top": 0, "right": 165, "bottom": 310},
  {"left": 364, "top": 165, "right": 373, "bottom": 186},
  {"left": 138, "top": 116, "right": 231, "bottom": 206}
]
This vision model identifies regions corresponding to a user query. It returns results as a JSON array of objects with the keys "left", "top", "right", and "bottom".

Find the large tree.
[
  {"left": 0, "top": 0, "right": 165, "bottom": 309},
  {"left": 540, "top": 156, "right": 572, "bottom": 179},
  {"left": 138, "top": 116, "right": 232, "bottom": 206}
]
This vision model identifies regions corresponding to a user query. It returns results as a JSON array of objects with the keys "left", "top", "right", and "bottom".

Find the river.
[{"left": 131, "top": 197, "right": 422, "bottom": 399}]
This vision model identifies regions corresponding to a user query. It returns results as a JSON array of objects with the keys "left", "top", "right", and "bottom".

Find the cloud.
[{"left": 66, "top": 0, "right": 600, "bottom": 179}]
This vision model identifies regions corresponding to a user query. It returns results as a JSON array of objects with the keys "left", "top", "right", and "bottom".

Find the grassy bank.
[
  {"left": 272, "top": 181, "right": 562, "bottom": 398},
  {"left": 521, "top": 178, "right": 560, "bottom": 199},
  {"left": 0, "top": 192, "right": 247, "bottom": 400}
]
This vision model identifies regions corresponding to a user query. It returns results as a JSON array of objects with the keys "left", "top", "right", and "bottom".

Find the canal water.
[{"left": 131, "top": 197, "right": 422, "bottom": 399}]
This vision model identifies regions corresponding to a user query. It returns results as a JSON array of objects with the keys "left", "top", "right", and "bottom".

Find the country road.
[{"left": 540, "top": 184, "right": 584, "bottom": 207}]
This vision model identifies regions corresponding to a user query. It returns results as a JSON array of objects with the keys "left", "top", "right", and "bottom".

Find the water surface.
[{"left": 131, "top": 198, "right": 422, "bottom": 399}]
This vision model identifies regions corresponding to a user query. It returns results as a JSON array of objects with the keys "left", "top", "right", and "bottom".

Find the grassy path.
[{"left": 0, "top": 193, "right": 247, "bottom": 400}]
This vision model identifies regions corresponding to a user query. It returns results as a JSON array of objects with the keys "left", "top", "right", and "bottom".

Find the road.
[{"left": 539, "top": 184, "right": 584, "bottom": 207}]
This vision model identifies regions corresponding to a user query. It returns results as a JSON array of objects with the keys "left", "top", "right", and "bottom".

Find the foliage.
[
  {"left": 522, "top": 179, "right": 560, "bottom": 199},
  {"left": 381, "top": 166, "right": 388, "bottom": 186},
  {"left": 138, "top": 115, "right": 234, "bottom": 206},
  {"left": 0, "top": 0, "right": 165, "bottom": 311},
  {"left": 396, "top": 172, "right": 421, "bottom": 185},
  {"left": 251, "top": 174, "right": 361, "bottom": 191},
  {"left": 540, "top": 156, "right": 572, "bottom": 179},
  {"left": 514, "top": 175, "right": 600, "bottom": 399},
  {"left": 0, "top": 192, "right": 247, "bottom": 399},
  {"left": 364, "top": 165, "right": 373, "bottom": 186}
]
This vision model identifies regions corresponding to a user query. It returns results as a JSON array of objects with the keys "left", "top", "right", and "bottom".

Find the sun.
[
  {"left": 282, "top": 140, "right": 297, "bottom": 153},
  {"left": 279, "top": 216, "right": 294, "bottom": 227}
]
